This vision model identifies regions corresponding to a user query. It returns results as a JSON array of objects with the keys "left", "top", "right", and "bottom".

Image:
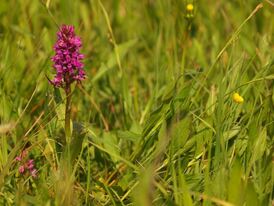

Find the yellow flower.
[
  {"left": 233, "top": 92, "right": 244, "bottom": 103},
  {"left": 186, "top": 3, "right": 194, "bottom": 12}
]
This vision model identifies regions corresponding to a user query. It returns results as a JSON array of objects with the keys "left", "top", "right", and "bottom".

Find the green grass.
[{"left": 0, "top": 0, "right": 273, "bottom": 205}]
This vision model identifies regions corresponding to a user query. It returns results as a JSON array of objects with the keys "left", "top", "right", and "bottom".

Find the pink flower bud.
[{"left": 19, "top": 165, "right": 25, "bottom": 174}]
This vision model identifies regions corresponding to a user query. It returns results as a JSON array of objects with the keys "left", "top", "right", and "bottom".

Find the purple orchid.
[{"left": 50, "top": 25, "right": 85, "bottom": 87}]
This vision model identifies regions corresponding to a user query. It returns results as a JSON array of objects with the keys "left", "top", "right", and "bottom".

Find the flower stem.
[
  {"left": 65, "top": 83, "right": 72, "bottom": 145},
  {"left": 64, "top": 83, "right": 72, "bottom": 175}
]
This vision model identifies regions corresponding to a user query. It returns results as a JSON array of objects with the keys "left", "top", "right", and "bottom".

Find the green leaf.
[
  {"left": 103, "top": 132, "right": 120, "bottom": 162},
  {"left": 70, "top": 122, "right": 86, "bottom": 162},
  {"left": 53, "top": 87, "right": 65, "bottom": 121},
  {"left": 245, "top": 180, "right": 260, "bottom": 206},
  {"left": 249, "top": 128, "right": 267, "bottom": 168},
  {"left": 228, "top": 159, "right": 244, "bottom": 205},
  {"left": 161, "top": 81, "right": 176, "bottom": 102},
  {"left": 91, "top": 63, "right": 111, "bottom": 84},
  {"left": 91, "top": 39, "right": 137, "bottom": 84},
  {"left": 106, "top": 39, "right": 137, "bottom": 69},
  {"left": 117, "top": 130, "right": 141, "bottom": 142},
  {"left": 171, "top": 117, "right": 191, "bottom": 151}
]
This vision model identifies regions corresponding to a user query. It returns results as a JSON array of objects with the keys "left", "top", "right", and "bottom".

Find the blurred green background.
[{"left": 0, "top": 0, "right": 273, "bottom": 205}]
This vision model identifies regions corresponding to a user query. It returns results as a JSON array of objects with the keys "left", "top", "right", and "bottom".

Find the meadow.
[{"left": 0, "top": 0, "right": 273, "bottom": 205}]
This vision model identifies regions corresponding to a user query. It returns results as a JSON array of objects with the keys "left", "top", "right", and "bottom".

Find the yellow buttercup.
[
  {"left": 233, "top": 92, "right": 244, "bottom": 103},
  {"left": 186, "top": 3, "right": 194, "bottom": 12}
]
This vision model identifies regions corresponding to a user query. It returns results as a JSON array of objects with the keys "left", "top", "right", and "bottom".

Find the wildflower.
[
  {"left": 185, "top": 3, "right": 195, "bottom": 19},
  {"left": 186, "top": 3, "right": 194, "bottom": 12},
  {"left": 27, "top": 159, "right": 35, "bottom": 170},
  {"left": 15, "top": 151, "right": 38, "bottom": 178},
  {"left": 18, "top": 165, "right": 25, "bottom": 174},
  {"left": 15, "top": 156, "right": 22, "bottom": 161},
  {"left": 50, "top": 25, "right": 85, "bottom": 87},
  {"left": 233, "top": 92, "right": 244, "bottom": 103}
]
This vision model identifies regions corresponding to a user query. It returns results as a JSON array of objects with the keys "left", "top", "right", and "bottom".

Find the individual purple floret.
[
  {"left": 15, "top": 156, "right": 22, "bottom": 162},
  {"left": 27, "top": 159, "right": 35, "bottom": 170},
  {"left": 50, "top": 25, "right": 85, "bottom": 87},
  {"left": 30, "top": 169, "right": 38, "bottom": 178},
  {"left": 18, "top": 165, "right": 25, "bottom": 174},
  {"left": 15, "top": 150, "right": 27, "bottom": 162}
]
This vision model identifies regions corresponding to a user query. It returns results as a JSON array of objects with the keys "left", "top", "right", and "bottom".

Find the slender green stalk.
[
  {"left": 64, "top": 82, "right": 72, "bottom": 177},
  {"left": 65, "top": 83, "right": 72, "bottom": 145}
]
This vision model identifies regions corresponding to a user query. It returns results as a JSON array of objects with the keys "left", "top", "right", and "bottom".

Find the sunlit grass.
[{"left": 0, "top": 0, "right": 273, "bottom": 205}]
